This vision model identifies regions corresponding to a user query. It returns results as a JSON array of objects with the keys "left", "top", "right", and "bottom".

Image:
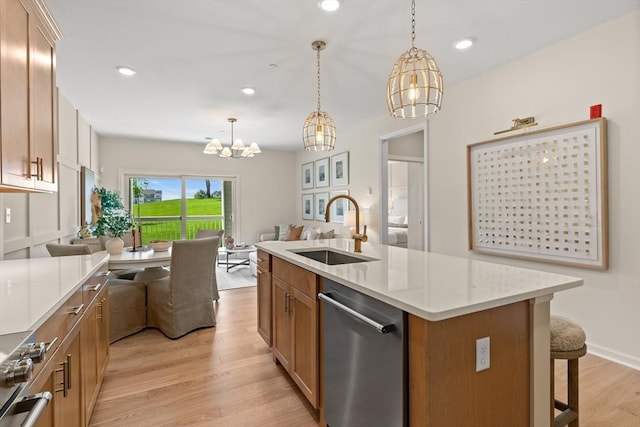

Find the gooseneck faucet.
[{"left": 324, "top": 194, "right": 368, "bottom": 253}]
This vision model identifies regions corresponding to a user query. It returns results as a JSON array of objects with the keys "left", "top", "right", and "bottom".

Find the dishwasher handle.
[{"left": 318, "top": 292, "right": 396, "bottom": 334}]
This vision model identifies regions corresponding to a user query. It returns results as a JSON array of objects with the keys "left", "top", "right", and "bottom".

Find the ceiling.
[{"left": 46, "top": 0, "right": 639, "bottom": 151}]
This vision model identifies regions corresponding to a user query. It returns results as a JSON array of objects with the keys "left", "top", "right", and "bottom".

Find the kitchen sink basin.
[{"left": 291, "top": 249, "right": 375, "bottom": 265}]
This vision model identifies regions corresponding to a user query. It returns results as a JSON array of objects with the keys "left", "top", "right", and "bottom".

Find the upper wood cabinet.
[{"left": 0, "top": 0, "right": 61, "bottom": 192}]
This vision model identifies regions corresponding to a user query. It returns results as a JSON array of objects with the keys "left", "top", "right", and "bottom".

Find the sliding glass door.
[{"left": 127, "top": 175, "right": 234, "bottom": 244}]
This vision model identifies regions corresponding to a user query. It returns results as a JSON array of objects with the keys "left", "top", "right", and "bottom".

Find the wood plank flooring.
[{"left": 91, "top": 287, "right": 639, "bottom": 426}]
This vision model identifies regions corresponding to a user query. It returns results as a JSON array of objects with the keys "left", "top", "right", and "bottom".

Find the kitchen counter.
[
  {"left": 0, "top": 252, "right": 109, "bottom": 335},
  {"left": 256, "top": 238, "right": 583, "bottom": 321}
]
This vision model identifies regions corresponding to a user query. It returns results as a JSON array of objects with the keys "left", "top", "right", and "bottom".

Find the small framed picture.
[
  {"left": 331, "top": 151, "right": 349, "bottom": 186},
  {"left": 330, "top": 190, "right": 350, "bottom": 223},
  {"left": 302, "top": 162, "right": 314, "bottom": 190},
  {"left": 315, "top": 157, "right": 329, "bottom": 188},
  {"left": 315, "top": 192, "right": 329, "bottom": 221},
  {"left": 302, "top": 194, "right": 314, "bottom": 220}
]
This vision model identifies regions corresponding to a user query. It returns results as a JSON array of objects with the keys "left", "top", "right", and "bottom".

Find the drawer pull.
[
  {"left": 88, "top": 283, "right": 102, "bottom": 292},
  {"left": 68, "top": 304, "right": 85, "bottom": 316},
  {"left": 45, "top": 337, "right": 58, "bottom": 352},
  {"left": 257, "top": 258, "right": 264, "bottom": 263},
  {"left": 66, "top": 354, "right": 72, "bottom": 390}
]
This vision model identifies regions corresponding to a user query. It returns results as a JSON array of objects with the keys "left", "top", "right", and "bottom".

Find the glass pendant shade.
[
  {"left": 303, "top": 111, "right": 336, "bottom": 151},
  {"left": 387, "top": 47, "right": 443, "bottom": 118},
  {"left": 387, "top": 0, "right": 443, "bottom": 119},
  {"left": 303, "top": 40, "right": 335, "bottom": 151}
]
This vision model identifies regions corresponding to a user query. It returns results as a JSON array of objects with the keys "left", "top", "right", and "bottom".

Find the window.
[{"left": 127, "top": 175, "right": 234, "bottom": 244}]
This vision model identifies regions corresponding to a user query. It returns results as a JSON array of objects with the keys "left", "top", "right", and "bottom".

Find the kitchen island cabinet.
[
  {"left": 257, "top": 239, "right": 582, "bottom": 426},
  {"left": 256, "top": 249, "right": 272, "bottom": 345}
]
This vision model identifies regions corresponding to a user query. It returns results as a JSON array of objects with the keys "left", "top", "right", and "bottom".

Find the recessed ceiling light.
[
  {"left": 454, "top": 38, "right": 475, "bottom": 50},
  {"left": 116, "top": 65, "right": 136, "bottom": 76},
  {"left": 241, "top": 87, "right": 256, "bottom": 95},
  {"left": 318, "top": 0, "right": 341, "bottom": 12}
]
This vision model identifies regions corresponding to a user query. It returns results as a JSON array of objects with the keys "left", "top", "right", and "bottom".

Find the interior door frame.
[{"left": 379, "top": 122, "right": 429, "bottom": 251}]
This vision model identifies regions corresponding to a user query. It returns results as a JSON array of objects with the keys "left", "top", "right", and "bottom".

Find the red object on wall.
[{"left": 590, "top": 104, "right": 602, "bottom": 119}]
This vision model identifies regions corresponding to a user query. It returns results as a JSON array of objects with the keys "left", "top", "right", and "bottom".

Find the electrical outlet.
[
  {"left": 476, "top": 336, "right": 490, "bottom": 372},
  {"left": 5, "top": 208, "right": 10, "bottom": 224}
]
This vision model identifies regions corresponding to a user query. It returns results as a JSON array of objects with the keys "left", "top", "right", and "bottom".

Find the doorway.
[{"left": 379, "top": 122, "right": 428, "bottom": 251}]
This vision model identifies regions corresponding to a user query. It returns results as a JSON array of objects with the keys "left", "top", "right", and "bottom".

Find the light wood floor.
[{"left": 91, "top": 287, "right": 639, "bottom": 426}]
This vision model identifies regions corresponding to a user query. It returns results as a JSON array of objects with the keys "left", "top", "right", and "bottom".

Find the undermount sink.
[{"left": 291, "top": 249, "right": 375, "bottom": 265}]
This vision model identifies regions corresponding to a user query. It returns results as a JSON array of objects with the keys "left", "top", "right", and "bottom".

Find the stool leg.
[{"left": 568, "top": 358, "right": 579, "bottom": 427}]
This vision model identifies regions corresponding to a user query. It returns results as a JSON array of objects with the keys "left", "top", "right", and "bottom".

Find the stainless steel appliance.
[
  {"left": 0, "top": 331, "right": 51, "bottom": 427},
  {"left": 319, "top": 279, "right": 407, "bottom": 427}
]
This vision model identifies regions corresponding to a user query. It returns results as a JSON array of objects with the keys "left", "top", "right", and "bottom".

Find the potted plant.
[{"left": 94, "top": 187, "right": 133, "bottom": 254}]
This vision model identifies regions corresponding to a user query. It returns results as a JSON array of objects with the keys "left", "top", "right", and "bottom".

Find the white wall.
[
  {"left": 0, "top": 90, "right": 97, "bottom": 259},
  {"left": 296, "top": 10, "right": 640, "bottom": 368},
  {"left": 98, "top": 137, "right": 297, "bottom": 244}
]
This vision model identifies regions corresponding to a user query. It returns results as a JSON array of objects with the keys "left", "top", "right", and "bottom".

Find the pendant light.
[
  {"left": 203, "top": 118, "right": 261, "bottom": 158},
  {"left": 303, "top": 40, "right": 336, "bottom": 151},
  {"left": 387, "top": 0, "right": 443, "bottom": 119}
]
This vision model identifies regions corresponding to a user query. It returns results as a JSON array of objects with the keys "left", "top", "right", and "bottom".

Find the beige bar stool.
[{"left": 550, "top": 315, "right": 587, "bottom": 427}]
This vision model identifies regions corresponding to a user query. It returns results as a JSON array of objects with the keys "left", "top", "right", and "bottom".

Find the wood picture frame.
[
  {"left": 331, "top": 151, "right": 349, "bottom": 186},
  {"left": 467, "top": 118, "right": 608, "bottom": 269},
  {"left": 315, "top": 157, "right": 329, "bottom": 188},
  {"left": 302, "top": 162, "right": 314, "bottom": 190},
  {"left": 302, "top": 193, "right": 314, "bottom": 220},
  {"left": 315, "top": 192, "right": 329, "bottom": 221}
]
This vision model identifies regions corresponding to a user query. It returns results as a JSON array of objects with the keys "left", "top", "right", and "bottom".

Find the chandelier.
[
  {"left": 387, "top": 0, "right": 443, "bottom": 119},
  {"left": 303, "top": 40, "right": 336, "bottom": 151},
  {"left": 203, "top": 118, "right": 262, "bottom": 158}
]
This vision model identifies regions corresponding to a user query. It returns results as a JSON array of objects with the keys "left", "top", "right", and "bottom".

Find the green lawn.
[
  {"left": 131, "top": 198, "right": 222, "bottom": 217},
  {"left": 130, "top": 198, "right": 223, "bottom": 243}
]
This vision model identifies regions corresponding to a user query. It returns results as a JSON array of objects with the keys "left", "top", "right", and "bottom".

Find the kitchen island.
[{"left": 256, "top": 238, "right": 582, "bottom": 427}]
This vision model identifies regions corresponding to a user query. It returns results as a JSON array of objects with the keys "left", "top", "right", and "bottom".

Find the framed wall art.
[
  {"left": 331, "top": 151, "right": 349, "bottom": 186},
  {"left": 80, "top": 166, "right": 96, "bottom": 225},
  {"left": 315, "top": 157, "right": 329, "bottom": 188},
  {"left": 302, "top": 162, "right": 314, "bottom": 190},
  {"left": 330, "top": 190, "right": 350, "bottom": 223},
  {"left": 302, "top": 193, "right": 314, "bottom": 220},
  {"left": 315, "top": 192, "right": 329, "bottom": 221},
  {"left": 467, "top": 118, "right": 608, "bottom": 269}
]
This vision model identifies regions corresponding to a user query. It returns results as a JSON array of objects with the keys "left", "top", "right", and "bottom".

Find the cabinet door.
[
  {"left": 81, "top": 304, "right": 98, "bottom": 422},
  {"left": 96, "top": 290, "right": 110, "bottom": 379},
  {"left": 291, "top": 289, "right": 319, "bottom": 408},
  {"left": 54, "top": 334, "right": 82, "bottom": 427},
  {"left": 271, "top": 278, "right": 291, "bottom": 371},
  {"left": 257, "top": 267, "right": 272, "bottom": 346},
  {"left": 29, "top": 15, "right": 56, "bottom": 191},
  {"left": 0, "top": 0, "right": 33, "bottom": 189}
]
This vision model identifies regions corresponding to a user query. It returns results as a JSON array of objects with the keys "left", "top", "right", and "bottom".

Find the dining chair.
[
  {"left": 109, "top": 278, "right": 147, "bottom": 343},
  {"left": 195, "top": 230, "right": 223, "bottom": 301},
  {"left": 146, "top": 237, "right": 219, "bottom": 339},
  {"left": 46, "top": 243, "right": 92, "bottom": 257}
]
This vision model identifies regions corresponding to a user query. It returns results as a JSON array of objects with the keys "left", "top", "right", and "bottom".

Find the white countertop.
[
  {"left": 257, "top": 239, "right": 583, "bottom": 321},
  {"left": 0, "top": 253, "right": 109, "bottom": 335}
]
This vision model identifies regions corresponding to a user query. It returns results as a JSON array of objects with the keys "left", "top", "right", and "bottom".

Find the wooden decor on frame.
[{"left": 467, "top": 118, "right": 608, "bottom": 269}]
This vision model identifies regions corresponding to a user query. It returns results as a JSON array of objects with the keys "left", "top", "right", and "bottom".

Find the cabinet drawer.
[
  {"left": 82, "top": 265, "right": 109, "bottom": 306},
  {"left": 34, "top": 287, "right": 84, "bottom": 374},
  {"left": 257, "top": 249, "right": 271, "bottom": 272},
  {"left": 273, "top": 257, "right": 318, "bottom": 299}
]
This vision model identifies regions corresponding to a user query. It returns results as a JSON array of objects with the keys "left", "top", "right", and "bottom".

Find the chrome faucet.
[{"left": 324, "top": 195, "right": 368, "bottom": 253}]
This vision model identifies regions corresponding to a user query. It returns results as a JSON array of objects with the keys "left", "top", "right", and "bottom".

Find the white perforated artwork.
[{"left": 468, "top": 119, "right": 607, "bottom": 269}]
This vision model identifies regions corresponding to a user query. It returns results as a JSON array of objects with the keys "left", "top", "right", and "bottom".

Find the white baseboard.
[{"left": 587, "top": 342, "right": 640, "bottom": 371}]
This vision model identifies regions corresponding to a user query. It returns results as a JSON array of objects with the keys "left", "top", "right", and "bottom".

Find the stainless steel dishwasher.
[{"left": 319, "top": 279, "right": 407, "bottom": 427}]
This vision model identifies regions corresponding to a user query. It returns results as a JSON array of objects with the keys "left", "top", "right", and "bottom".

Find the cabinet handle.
[
  {"left": 68, "top": 304, "right": 84, "bottom": 316},
  {"left": 257, "top": 258, "right": 264, "bottom": 263},
  {"left": 45, "top": 337, "right": 58, "bottom": 352},
  {"left": 284, "top": 292, "right": 289, "bottom": 313},
  {"left": 287, "top": 294, "right": 293, "bottom": 315},
  {"left": 54, "top": 360, "right": 67, "bottom": 397},
  {"left": 88, "top": 283, "right": 102, "bottom": 292},
  {"left": 66, "top": 354, "right": 72, "bottom": 390},
  {"left": 38, "top": 157, "right": 43, "bottom": 180},
  {"left": 97, "top": 301, "right": 104, "bottom": 321}
]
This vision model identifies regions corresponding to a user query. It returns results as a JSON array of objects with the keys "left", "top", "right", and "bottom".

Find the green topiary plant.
[{"left": 93, "top": 187, "right": 133, "bottom": 238}]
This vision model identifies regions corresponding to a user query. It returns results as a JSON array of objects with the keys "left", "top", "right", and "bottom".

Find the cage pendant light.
[
  {"left": 387, "top": 0, "right": 443, "bottom": 119},
  {"left": 303, "top": 40, "right": 336, "bottom": 151}
]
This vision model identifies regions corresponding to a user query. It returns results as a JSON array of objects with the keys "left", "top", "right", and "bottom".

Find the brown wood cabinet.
[
  {"left": 0, "top": 0, "right": 61, "bottom": 192},
  {"left": 256, "top": 250, "right": 272, "bottom": 345},
  {"left": 30, "top": 264, "right": 110, "bottom": 427},
  {"left": 271, "top": 257, "right": 319, "bottom": 408}
]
